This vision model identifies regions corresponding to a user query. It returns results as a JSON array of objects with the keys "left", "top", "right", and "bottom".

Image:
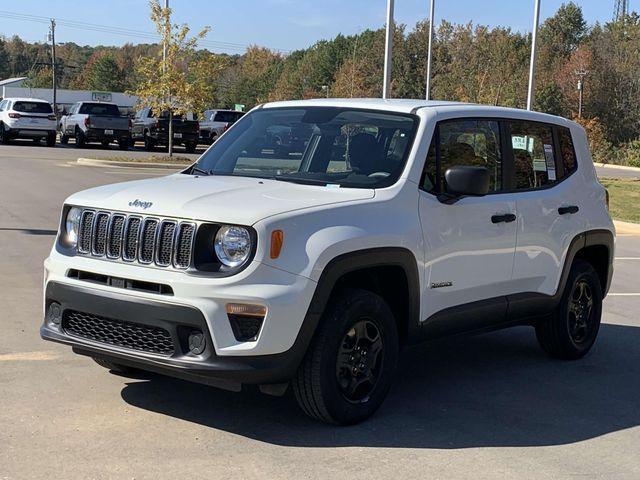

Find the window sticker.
[{"left": 544, "top": 144, "right": 556, "bottom": 181}]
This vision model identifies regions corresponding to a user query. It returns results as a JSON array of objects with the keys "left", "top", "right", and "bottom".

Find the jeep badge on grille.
[{"left": 128, "top": 199, "right": 153, "bottom": 210}]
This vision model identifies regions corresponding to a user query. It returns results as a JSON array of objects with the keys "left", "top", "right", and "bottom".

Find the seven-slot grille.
[{"left": 77, "top": 209, "right": 196, "bottom": 269}]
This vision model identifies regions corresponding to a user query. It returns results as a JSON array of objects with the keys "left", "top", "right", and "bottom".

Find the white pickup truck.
[
  {"left": 59, "top": 101, "right": 132, "bottom": 149},
  {"left": 199, "top": 109, "right": 244, "bottom": 144}
]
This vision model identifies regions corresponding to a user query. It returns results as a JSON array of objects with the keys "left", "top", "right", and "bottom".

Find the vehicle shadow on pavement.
[{"left": 120, "top": 323, "right": 640, "bottom": 448}]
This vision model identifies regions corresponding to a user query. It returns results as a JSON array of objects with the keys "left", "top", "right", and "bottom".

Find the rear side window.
[
  {"left": 422, "top": 119, "right": 503, "bottom": 193},
  {"left": 13, "top": 101, "right": 53, "bottom": 114},
  {"left": 214, "top": 111, "right": 244, "bottom": 123},
  {"left": 509, "top": 121, "right": 557, "bottom": 190},
  {"left": 79, "top": 103, "right": 121, "bottom": 116},
  {"left": 558, "top": 127, "right": 578, "bottom": 175}
]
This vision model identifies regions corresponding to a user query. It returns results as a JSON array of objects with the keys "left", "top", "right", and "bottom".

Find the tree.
[
  {"left": 129, "top": 0, "right": 210, "bottom": 156},
  {"left": 73, "top": 51, "right": 125, "bottom": 91}
]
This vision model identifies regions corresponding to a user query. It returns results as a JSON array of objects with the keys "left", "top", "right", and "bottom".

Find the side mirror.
[{"left": 441, "top": 166, "right": 490, "bottom": 202}]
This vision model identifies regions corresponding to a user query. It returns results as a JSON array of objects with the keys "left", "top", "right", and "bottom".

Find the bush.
[{"left": 618, "top": 140, "right": 640, "bottom": 168}]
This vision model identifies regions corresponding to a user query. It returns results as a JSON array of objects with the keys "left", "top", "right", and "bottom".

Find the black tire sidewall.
[
  {"left": 316, "top": 290, "right": 399, "bottom": 424},
  {"left": 559, "top": 261, "right": 603, "bottom": 355}
]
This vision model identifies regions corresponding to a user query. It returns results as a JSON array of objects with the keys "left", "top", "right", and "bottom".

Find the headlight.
[
  {"left": 214, "top": 225, "right": 252, "bottom": 268},
  {"left": 65, "top": 207, "right": 82, "bottom": 248}
]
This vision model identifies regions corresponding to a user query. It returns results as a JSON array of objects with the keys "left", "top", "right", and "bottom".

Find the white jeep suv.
[
  {"left": 41, "top": 99, "right": 615, "bottom": 425},
  {"left": 0, "top": 97, "right": 57, "bottom": 146}
]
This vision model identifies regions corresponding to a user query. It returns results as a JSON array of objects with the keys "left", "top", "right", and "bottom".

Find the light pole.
[
  {"left": 425, "top": 0, "right": 435, "bottom": 100},
  {"left": 383, "top": 0, "right": 394, "bottom": 99},
  {"left": 321, "top": 85, "right": 330, "bottom": 98},
  {"left": 576, "top": 70, "right": 587, "bottom": 118},
  {"left": 526, "top": 0, "right": 541, "bottom": 111}
]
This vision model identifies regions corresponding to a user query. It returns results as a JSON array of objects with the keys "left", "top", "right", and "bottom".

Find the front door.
[{"left": 418, "top": 118, "right": 517, "bottom": 334}]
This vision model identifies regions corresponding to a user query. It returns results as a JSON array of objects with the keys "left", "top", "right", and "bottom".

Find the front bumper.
[{"left": 41, "top": 281, "right": 314, "bottom": 388}]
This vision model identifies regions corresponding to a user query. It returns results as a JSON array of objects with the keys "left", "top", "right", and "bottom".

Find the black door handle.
[
  {"left": 558, "top": 205, "right": 579, "bottom": 215},
  {"left": 491, "top": 213, "right": 516, "bottom": 224}
]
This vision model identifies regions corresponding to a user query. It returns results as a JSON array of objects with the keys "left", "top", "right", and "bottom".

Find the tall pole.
[
  {"left": 163, "top": 0, "right": 173, "bottom": 157},
  {"left": 50, "top": 19, "right": 57, "bottom": 117},
  {"left": 425, "top": 0, "right": 435, "bottom": 100},
  {"left": 383, "top": 0, "right": 394, "bottom": 99},
  {"left": 526, "top": 0, "right": 541, "bottom": 111},
  {"left": 576, "top": 70, "right": 587, "bottom": 118},
  {"left": 163, "top": 0, "right": 168, "bottom": 70}
]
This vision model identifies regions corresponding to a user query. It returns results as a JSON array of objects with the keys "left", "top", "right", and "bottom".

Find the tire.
[
  {"left": 93, "top": 357, "right": 136, "bottom": 375},
  {"left": 143, "top": 134, "right": 155, "bottom": 151},
  {"left": 293, "top": 288, "right": 399, "bottom": 425},
  {"left": 59, "top": 133, "right": 69, "bottom": 145},
  {"left": 118, "top": 138, "right": 130, "bottom": 150},
  {"left": 185, "top": 141, "right": 197, "bottom": 153},
  {"left": 101, "top": 140, "right": 110, "bottom": 147},
  {"left": 535, "top": 259, "right": 603, "bottom": 360},
  {"left": 0, "top": 123, "right": 8, "bottom": 144},
  {"left": 74, "top": 128, "right": 85, "bottom": 148},
  {"left": 46, "top": 133, "right": 56, "bottom": 147}
]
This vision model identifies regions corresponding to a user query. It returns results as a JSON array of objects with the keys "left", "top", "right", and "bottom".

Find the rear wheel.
[
  {"left": 0, "top": 123, "right": 8, "bottom": 144},
  {"left": 92, "top": 357, "right": 139, "bottom": 376},
  {"left": 74, "top": 128, "right": 85, "bottom": 148},
  {"left": 293, "top": 288, "right": 399, "bottom": 425},
  {"left": 118, "top": 138, "right": 130, "bottom": 150},
  {"left": 536, "top": 259, "right": 603, "bottom": 360},
  {"left": 46, "top": 132, "right": 56, "bottom": 147},
  {"left": 101, "top": 140, "right": 110, "bottom": 147},
  {"left": 185, "top": 141, "right": 197, "bottom": 153},
  {"left": 143, "top": 133, "right": 155, "bottom": 151}
]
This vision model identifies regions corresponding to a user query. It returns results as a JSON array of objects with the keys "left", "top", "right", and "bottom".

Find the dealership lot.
[{"left": 1, "top": 143, "right": 639, "bottom": 479}]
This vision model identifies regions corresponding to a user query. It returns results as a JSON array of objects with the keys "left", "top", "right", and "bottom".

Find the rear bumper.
[
  {"left": 41, "top": 281, "right": 311, "bottom": 388},
  {"left": 5, "top": 127, "right": 55, "bottom": 138},
  {"left": 84, "top": 128, "right": 131, "bottom": 142},
  {"left": 149, "top": 131, "right": 199, "bottom": 145}
]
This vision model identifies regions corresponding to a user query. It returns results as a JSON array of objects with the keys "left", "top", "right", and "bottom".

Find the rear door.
[
  {"left": 508, "top": 120, "right": 585, "bottom": 297},
  {"left": 418, "top": 118, "right": 518, "bottom": 334}
]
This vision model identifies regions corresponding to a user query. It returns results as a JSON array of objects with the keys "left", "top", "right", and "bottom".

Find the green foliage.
[{"left": 617, "top": 140, "right": 640, "bottom": 168}]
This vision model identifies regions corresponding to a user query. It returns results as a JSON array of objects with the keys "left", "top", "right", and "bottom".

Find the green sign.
[{"left": 234, "top": 104, "right": 245, "bottom": 112}]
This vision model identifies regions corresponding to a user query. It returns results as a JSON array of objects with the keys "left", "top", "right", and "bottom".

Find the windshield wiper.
[
  {"left": 190, "top": 166, "right": 212, "bottom": 176},
  {"left": 271, "top": 175, "right": 331, "bottom": 186}
]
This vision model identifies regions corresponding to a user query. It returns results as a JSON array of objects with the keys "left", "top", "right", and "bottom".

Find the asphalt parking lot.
[{"left": 1, "top": 143, "right": 639, "bottom": 479}]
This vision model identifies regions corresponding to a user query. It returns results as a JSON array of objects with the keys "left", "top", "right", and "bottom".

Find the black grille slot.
[
  {"left": 78, "top": 211, "right": 94, "bottom": 253},
  {"left": 123, "top": 217, "right": 141, "bottom": 261},
  {"left": 156, "top": 221, "right": 176, "bottom": 266},
  {"left": 107, "top": 215, "right": 125, "bottom": 258},
  {"left": 92, "top": 213, "right": 110, "bottom": 256},
  {"left": 175, "top": 223, "right": 195, "bottom": 268},
  {"left": 139, "top": 219, "right": 158, "bottom": 263},
  {"left": 62, "top": 309, "right": 174, "bottom": 355}
]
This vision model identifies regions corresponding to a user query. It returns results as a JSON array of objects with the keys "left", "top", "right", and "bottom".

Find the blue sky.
[{"left": 0, "top": 1, "right": 621, "bottom": 54}]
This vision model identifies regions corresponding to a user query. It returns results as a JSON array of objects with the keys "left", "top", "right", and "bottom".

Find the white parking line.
[
  {"left": 0, "top": 351, "right": 61, "bottom": 361},
  {"left": 608, "top": 293, "right": 640, "bottom": 296},
  {"left": 615, "top": 257, "right": 640, "bottom": 260}
]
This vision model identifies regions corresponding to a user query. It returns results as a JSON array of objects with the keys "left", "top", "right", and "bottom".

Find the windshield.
[
  {"left": 13, "top": 101, "right": 53, "bottom": 114},
  {"left": 192, "top": 107, "right": 418, "bottom": 188},
  {"left": 79, "top": 103, "right": 121, "bottom": 116}
]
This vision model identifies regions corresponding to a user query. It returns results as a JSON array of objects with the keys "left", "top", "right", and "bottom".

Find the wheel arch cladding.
[
  {"left": 560, "top": 230, "right": 614, "bottom": 298},
  {"left": 307, "top": 247, "right": 421, "bottom": 345}
]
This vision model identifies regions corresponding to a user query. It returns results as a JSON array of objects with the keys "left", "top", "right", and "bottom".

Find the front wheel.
[
  {"left": 536, "top": 259, "right": 603, "bottom": 360},
  {"left": 293, "top": 288, "right": 399, "bottom": 425},
  {"left": 59, "top": 132, "right": 69, "bottom": 144}
]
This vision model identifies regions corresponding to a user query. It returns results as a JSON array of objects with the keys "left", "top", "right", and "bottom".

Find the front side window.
[
  {"left": 423, "top": 119, "right": 502, "bottom": 193},
  {"left": 13, "top": 101, "right": 53, "bottom": 114},
  {"left": 509, "top": 121, "right": 557, "bottom": 190},
  {"left": 193, "top": 107, "right": 418, "bottom": 188}
]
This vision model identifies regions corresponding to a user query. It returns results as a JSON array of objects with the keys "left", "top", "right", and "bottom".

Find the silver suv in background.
[
  {"left": 199, "top": 109, "right": 244, "bottom": 144},
  {"left": 0, "top": 98, "right": 57, "bottom": 146}
]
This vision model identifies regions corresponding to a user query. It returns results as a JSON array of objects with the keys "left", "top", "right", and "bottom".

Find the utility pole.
[
  {"left": 425, "top": 0, "right": 435, "bottom": 100},
  {"left": 49, "top": 19, "right": 57, "bottom": 117},
  {"left": 576, "top": 70, "right": 587, "bottom": 118},
  {"left": 383, "top": 0, "right": 394, "bottom": 99},
  {"left": 163, "top": 0, "right": 173, "bottom": 157},
  {"left": 526, "top": 0, "right": 541, "bottom": 111}
]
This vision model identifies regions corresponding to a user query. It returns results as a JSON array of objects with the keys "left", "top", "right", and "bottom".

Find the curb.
[
  {"left": 594, "top": 162, "right": 640, "bottom": 173},
  {"left": 77, "top": 158, "right": 187, "bottom": 170},
  {"left": 614, "top": 220, "right": 640, "bottom": 235}
]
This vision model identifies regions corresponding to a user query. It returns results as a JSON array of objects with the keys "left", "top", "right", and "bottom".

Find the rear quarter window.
[{"left": 558, "top": 127, "right": 578, "bottom": 175}]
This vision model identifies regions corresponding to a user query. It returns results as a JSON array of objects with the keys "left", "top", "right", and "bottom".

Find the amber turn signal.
[
  {"left": 225, "top": 303, "right": 267, "bottom": 317},
  {"left": 270, "top": 230, "right": 284, "bottom": 259}
]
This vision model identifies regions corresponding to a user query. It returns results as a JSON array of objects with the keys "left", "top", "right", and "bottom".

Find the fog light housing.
[
  {"left": 187, "top": 330, "right": 206, "bottom": 355},
  {"left": 226, "top": 303, "right": 266, "bottom": 342},
  {"left": 47, "top": 302, "right": 62, "bottom": 325}
]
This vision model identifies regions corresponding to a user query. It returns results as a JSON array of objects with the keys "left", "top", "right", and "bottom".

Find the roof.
[
  {"left": 0, "top": 77, "right": 28, "bottom": 87},
  {"left": 262, "top": 98, "right": 573, "bottom": 126},
  {"left": 2, "top": 97, "right": 52, "bottom": 103}
]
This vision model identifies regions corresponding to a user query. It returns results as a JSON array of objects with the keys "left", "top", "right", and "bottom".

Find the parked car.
[
  {"left": 41, "top": 99, "right": 614, "bottom": 425},
  {"left": 59, "top": 101, "right": 131, "bottom": 149},
  {"left": 199, "top": 109, "right": 245, "bottom": 144},
  {"left": 132, "top": 108, "right": 199, "bottom": 153},
  {"left": 0, "top": 97, "right": 57, "bottom": 146}
]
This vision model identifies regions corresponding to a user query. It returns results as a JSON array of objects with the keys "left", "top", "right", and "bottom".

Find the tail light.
[
  {"left": 47, "top": 115, "right": 57, "bottom": 121},
  {"left": 128, "top": 118, "right": 133, "bottom": 129},
  {"left": 195, "top": 122, "right": 200, "bottom": 132},
  {"left": 8, "top": 112, "right": 20, "bottom": 119},
  {"left": 223, "top": 123, "right": 230, "bottom": 132},
  {"left": 84, "top": 117, "right": 91, "bottom": 127},
  {"left": 154, "top": 120, "right": 161, "bottom": 130}
]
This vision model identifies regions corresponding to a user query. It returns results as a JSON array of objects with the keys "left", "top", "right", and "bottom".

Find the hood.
[{"left": 65, "top": 173, "right": 375, "bottom": 225}]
